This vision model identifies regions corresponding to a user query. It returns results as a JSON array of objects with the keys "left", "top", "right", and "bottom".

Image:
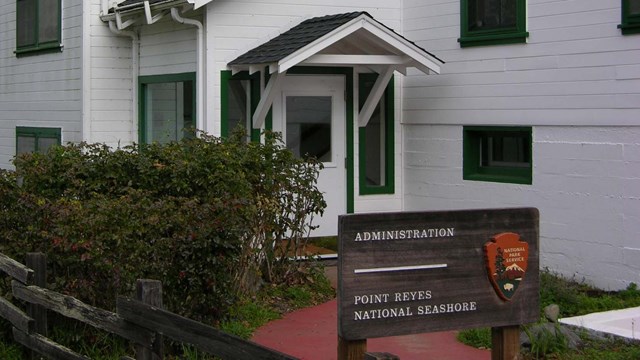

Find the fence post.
[
  {"left": 491, "top": 325, "right": 520, "bottom": 360},
  {"left": 338, "top": 336, "right": 366, "bottom": 360},
  {"left": 26, "top": 252, "right": 47, "bottom": 360},
  {"left": 136, "top": 279, "right": 164, "bottom": 360}
]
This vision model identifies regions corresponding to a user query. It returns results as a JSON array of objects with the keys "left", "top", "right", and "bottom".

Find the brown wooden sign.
[{"left": 338, "top": 208, "right": 539, "bottom": 340}]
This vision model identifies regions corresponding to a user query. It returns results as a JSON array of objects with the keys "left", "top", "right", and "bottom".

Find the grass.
[{"left": 457, "top": 270, "right": 640, "bottom": 359}]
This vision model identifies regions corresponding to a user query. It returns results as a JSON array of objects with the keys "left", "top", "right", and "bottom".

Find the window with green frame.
[
  {"left": 358, "top": 73, "right": 394, "bottom": 195},
  {"left": 619, "top": 0, "right": 640, "bottom": 34},
  {"left": 139, "top": 73, "right": 196, "bottom": 144},
  {"left": 463, "top": 127, "right": 532, "bottom": 184},
  {"left": 16, "top": 0, "right": 62, "bottom": 55},
  {"left": 458, "top": 0, "right": 528, "bottom": 47},
  {"left": 220, "top": 70, "right": 261, "bottom": 142},
  {"left": 16, "top": 126, "right": 61, "bottom": 155}
]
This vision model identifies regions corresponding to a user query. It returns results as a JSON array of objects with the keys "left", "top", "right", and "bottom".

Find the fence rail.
[{"left": 0, "top": 252, "right": 299, "bottom": 360}]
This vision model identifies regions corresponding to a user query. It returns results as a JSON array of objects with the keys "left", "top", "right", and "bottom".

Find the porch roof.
[
  {"left": 227, "top": 12, "right": 444, "bottom": 129},
  {"left": 228, "top": 12, "right": 444, "bottom": 75}
]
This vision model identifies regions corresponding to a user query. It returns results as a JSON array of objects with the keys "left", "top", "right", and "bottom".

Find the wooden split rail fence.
[{"left": 0, "top": 252, "right": 299, "bottom": 360}]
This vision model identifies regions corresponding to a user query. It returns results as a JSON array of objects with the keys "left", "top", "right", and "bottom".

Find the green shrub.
[{"left": 0, "top": 131, "right": 325, "bottom": 325}]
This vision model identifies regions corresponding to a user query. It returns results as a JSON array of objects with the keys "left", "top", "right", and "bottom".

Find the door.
[{"left": 273, "top": 75, "right": 346, "bottom": 237}]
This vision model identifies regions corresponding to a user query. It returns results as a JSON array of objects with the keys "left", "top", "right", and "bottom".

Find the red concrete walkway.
[{"left": 251, "top": 298, "right": 491, "bottom": 359}]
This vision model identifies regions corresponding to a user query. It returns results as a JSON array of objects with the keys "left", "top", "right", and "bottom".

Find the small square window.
[
  {"left": 619, "top": 0, "right": 640, "bottom": 35},
  {"left": 459, "top": 0, "right": 529, "bottom": 47},
  {"left": 16, "top": 0, "right": 62, "bottom": 55},
  {"left": 16, "top": 127, "right": 61, "bottom": 155},
  {"left": 463, "top": 127, "right": 532, "bottom": 184}
]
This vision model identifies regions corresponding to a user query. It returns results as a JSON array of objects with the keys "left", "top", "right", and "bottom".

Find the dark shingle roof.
[
  {"left": 229, "top": 12, "right": 442, "bottom": 66},
  {"left": 228, "top": 12, "right": 364, "bottom": 66}
]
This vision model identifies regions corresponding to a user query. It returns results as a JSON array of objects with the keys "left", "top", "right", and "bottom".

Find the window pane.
[
  {"left": 469, "top": 0, "right": 517, "bottom": 31},
  {"left": 227, "top": 79, "right": 250, "bottom": 138},
  {"left": 39, "top": 0, "right": 60, "bottom": 43},
  {"left": 17, "top": 0, "right": 37, "bottom": 47},
  {"left": 16, "top": 136, "right": 36, "bottom": 154},
  {"left": 38, "top": 137, "right": 58, "bottom": 152},
  {"left": 630, "top": 0, "right": 640, "bottom": 15},
  {"left": 286, "top": 96, "right": 331, "bottom": 161},
  {"left": 145, "top": 80, "right": 194, "bottom": 144},
  {"left": 481, "top": 133, "right": 530, "bottom": 168},
  {"left": 364, "top": 104, "right": 385, "bottom": 186}
]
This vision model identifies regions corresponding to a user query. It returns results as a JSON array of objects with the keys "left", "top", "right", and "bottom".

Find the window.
[
  {"left": 139, "top": 73, "right": 196, "bottom": 144},
  {"left": 220, "top": 71, "right": 260, "bottom": 141},
  {"left": 459, "top": 0, "right": 528, "bottom": 47},
  {"left": 358, "top": 73, "right": 394, "bottom": 195},
  {"left": 16, "top": 0, "right": 62, "bottom": 55},
  {"left": 619, "top": 0, "right": 640, "bottom": 34},
  {"left": 463, "top": 127, "right": 532, "bottom": 184},
  {"left": 16, "top": 127, "right": 61, "bottom": 155}
]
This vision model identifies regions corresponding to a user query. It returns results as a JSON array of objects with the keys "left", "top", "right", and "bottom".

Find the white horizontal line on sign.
[{"left": 354, "top": 263, "right": 448, "bottom": 274}]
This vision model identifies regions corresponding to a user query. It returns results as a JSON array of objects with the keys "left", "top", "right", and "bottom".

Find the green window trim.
[
  {"left": 138, "top": 72, "right": 196, "bottom": 144},
  {"left": 619, "top": 0, "right": 640, "bottom": 35},
  {"left": 463, "top": 126, "right": 532, "bottom": 185},
  {"left": 458, "top": 0, "right": 529, "bottom": 48},
  {"left": 16, "top": 126, "right": 61, "bottom": 154},
  {"left": 358, "top": 73, "right": 395, "bottom": 195},
  {"left": 15, "top": 0, "right": 63, "bottom": 56},
  {"left": 220, "top": 70, "right": 261, "bottom": 141}
]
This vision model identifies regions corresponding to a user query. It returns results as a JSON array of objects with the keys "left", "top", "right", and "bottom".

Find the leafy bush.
[{"left": 0, "top": 131, "right": 325, "bottom": 324}]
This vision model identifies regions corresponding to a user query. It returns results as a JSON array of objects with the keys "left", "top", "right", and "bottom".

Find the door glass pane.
[
  {"left": 39, "top": 0, "right": 59, "bottom": 43},
  {"left": 286, "top": 96, "right": 331, "bottom": 162},
  {"left": 17, "top": 0, "right": 37, "bottom": 47},
  {"left": 226, "top": 79, "right": 250, "bottom": 139},
  {"left": 145, "top": 80, "right": 194, "bottom": 144}
]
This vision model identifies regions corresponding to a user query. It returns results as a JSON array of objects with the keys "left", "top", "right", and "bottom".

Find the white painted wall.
[
  {"left": 402, "top": 0, "right": 640, "bottom": 290},
  {"left": 0, "top": 1, "right": 84, "bottom": 168}
]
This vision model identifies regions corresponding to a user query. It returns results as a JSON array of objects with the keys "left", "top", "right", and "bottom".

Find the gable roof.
[{"left": 228, "top": 12, "right": 444, "bottom": 75}]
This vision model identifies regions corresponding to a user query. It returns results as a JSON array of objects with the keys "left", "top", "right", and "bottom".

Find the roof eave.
[
  {"left": 274, "top": 14, "right": 443, "bottom": 75},
  {"left": 100, "top": 0, "right": 192, "bottom": 22}
]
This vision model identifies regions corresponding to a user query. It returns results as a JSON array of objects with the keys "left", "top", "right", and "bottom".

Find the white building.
[{"left": 0, "top": 0, "right": 638, "bottom": 290}]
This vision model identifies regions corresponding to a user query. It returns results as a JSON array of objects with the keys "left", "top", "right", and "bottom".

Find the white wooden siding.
[
  {"left": 138, "top": 17, "right": 200, "bottom": 76},
  {"left": 401, "top": 0, "right": 640, "bottom": 290},
  {"left": 0, "top": 0, "right": 84, "bottom": 168}
]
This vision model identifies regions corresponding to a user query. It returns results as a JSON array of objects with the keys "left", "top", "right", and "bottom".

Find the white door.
[{"left": 273, "top": 75, "right": 346, "bottom": 237}]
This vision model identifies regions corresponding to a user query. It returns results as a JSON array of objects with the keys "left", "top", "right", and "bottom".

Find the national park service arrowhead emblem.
[{"left": 484, "top": 232, "right": 529, "bottom": 301}]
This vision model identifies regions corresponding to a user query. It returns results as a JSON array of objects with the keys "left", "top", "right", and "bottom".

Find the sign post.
[{"left": 337, "top": 208, "right": 539, "bottom": 359}]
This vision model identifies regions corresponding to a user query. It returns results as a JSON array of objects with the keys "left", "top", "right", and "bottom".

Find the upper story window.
[
  {"left": 619, "top": 0, "right": 640, "bottom": 34},
  {"left": 16, "top": 0, "right": 62, "bottom": 55},
  {"left": 459, "top": 0, "right": 528, "bottom": 47}
]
